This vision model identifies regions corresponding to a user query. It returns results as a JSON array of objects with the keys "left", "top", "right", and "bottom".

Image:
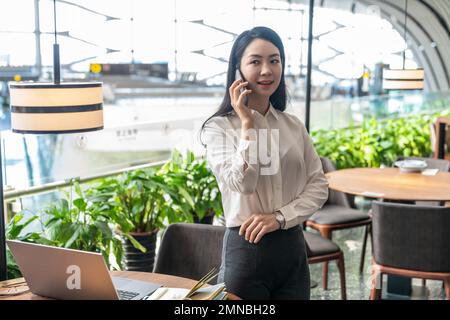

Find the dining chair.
[
  {"left": 369, "top": 202, "right": 450, "bottom": 300},
  {"left": 153, "top": 223, "right": 225, "bottom": 284},
  {"left": 154, "top": 223, "right": 346, "bottom": 299},
  {"left": 306, "top": 157, "right": 372, "bottom": 290},
  {"left": 391, "top": 156, "right": 449, "bottom": 287},
  {"left": 304, "top": 231, "right": 347, "bottom": 300}
]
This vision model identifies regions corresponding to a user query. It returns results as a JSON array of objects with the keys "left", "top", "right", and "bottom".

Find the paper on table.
[
  {"left": 422, "top": 168, "right": 439, "bottom": 176},
  {"left": 145, "top": 283, "right": 227, "bottom": 300},
  {"left": 144, "top": 267, "right": 225, "bottom": 300},
  {"left": 146, "top": 287, "right": 189, "bottom": 300}
]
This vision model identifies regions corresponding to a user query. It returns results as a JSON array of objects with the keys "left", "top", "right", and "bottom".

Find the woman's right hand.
[{"left": 229, "top": 79, "right": 253, "bottom": 124}]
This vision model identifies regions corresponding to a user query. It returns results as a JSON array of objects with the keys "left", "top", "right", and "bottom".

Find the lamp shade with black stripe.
[
  {"left": 382, "top": 68, "right": 424, "bottom": 90},
  {"left": 9, "top": 82, "right": 103, "bottom": 134},
  {"left": 382, "top": 0, "right": 424, "bottom": 91},
  {"left": 0, "top": 0, "right": 105, "bottom": 281}
]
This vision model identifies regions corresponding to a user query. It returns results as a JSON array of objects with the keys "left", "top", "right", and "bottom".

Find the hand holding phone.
[
  {"left": 230, "top": 68, "right": 253, "bottom": 124},
  {"left": 235, "top": 69, "right": 249, "bottom": 105}
]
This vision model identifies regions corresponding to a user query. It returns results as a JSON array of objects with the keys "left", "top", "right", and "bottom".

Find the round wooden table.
[
  {"left": 0, "top": 271, "right": 240, "bottom": 300},
  {"left": 326, "top": 167, "right": 450, "bottom": 202}
]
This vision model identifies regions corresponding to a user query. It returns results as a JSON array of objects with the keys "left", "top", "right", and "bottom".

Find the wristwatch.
[{"left": 274, "top": 211, "right": 285, "bottom": 230}]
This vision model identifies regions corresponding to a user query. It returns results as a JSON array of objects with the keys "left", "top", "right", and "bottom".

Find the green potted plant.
[
  {"left": 5, "top": 181, "right": 123, "bottom": 278},
  {"left": 159, "top": 149, "right": 223, "bottom": 224},
  {"left": 90, "top": 168, "right": 174, "bottom": 272},
  {"left": 40, "top": 183, "right": 123, "bottom": 270},
  {"left": 5, "top": 213, "right": 46, "bottom": 279},
  {"left": 311, "top": 111, "right": 450, "bottom": 169}
]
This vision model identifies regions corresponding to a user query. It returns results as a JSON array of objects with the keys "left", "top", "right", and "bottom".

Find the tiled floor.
[{"left": 308, "top": 226, "right": 447, "bottom": 300}]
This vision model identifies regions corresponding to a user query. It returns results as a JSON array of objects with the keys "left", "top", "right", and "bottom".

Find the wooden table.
[
  {"left": 326, "top": 167, "right": 450, "bottom": 297},
  {"left": 0, "top": 271, "right": 239, "bottom": 300},
  {"left": 326, "top": 167, "right": 450, "bottom": 202}
]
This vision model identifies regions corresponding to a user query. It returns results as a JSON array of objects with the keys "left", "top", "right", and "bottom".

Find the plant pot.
[
  {"left": 121, "top": 230, "right": 158, "bottom": 272},
  {"left": 193, "top": 209, "right": 215, "bottom": 224}
]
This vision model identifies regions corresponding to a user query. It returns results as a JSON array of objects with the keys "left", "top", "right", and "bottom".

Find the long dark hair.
[{"left": 199, "top": 26, "right": 287, "bottom": 146}]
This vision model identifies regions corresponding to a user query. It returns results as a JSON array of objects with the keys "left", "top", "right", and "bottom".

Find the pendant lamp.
[
  {"left": 1, "top": 0, "right": 103, "bottom": 280},
  {"left": 383, "top": 0, "right": 424, "bottom": 91},
  {"left": 9, "top": 0, "right": 103, "bottom": 133}
]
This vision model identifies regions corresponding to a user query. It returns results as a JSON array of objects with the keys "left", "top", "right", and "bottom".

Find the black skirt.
[{"left": 218, "top": 225, "right": 310, "bottom": 300}]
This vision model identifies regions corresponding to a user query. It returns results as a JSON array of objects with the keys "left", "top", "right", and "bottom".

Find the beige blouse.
[{"left": 203, "top": 104, "right": 328, "bottom": 229}]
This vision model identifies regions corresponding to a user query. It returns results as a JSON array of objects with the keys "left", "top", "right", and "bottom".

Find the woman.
[{"left": 201, "top": 26, "right": 328, "bottom": 300}]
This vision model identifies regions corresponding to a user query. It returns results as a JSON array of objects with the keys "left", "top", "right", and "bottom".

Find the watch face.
[
  {"left": 276, "top": 213, "right": 283, "bottom": 223},
  {"left": 275, "top": 212, "right": 284, "bottom": 228}
]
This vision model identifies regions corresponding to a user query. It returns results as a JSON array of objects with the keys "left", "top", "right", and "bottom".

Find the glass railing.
[
  {"left": 287, "top": 90, "right": 450, "bottom": 131},
  {"left": 2, "top": 89, "right": 449, "bottom": 190}
]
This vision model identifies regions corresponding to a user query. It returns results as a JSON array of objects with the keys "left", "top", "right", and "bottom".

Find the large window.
[{"left": 1, "top": 0, "right": 416, "bottom": 86}]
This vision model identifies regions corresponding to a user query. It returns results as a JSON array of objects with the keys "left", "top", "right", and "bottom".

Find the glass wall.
[
  {"left": 0, "top": 0, "right": 440, "bottom": 190},
  {"left": 2, "top": 0, "right": 415, "bottom": 85}
]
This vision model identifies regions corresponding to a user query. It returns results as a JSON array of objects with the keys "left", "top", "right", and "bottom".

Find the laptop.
[{"left": 7, "top": 240, "right": 161, "bottom": 300}]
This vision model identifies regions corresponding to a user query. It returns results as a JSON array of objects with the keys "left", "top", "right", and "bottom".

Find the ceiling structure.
[{"left": 290, "top": 0, "right": 450, "bottom": 92}]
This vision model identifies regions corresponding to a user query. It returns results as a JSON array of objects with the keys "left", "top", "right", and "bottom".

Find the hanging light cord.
[
  {"left": 402, "top": 0, "right": 408, "bottom": 69},
  {"left": 53, "top": 0, "right": 60, "bottom": 84},
  {"left": 130, "top": 1, "right": 134, "bottom": 64}
]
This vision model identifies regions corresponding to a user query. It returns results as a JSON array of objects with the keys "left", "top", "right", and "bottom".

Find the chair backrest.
[
  {"left": 371, "top": 201, "right": 450, "bottom": 272},
  {"left": 320, "top": 157, "right": 355, "bottom": 208},
  {"left": 153, "top": 223, "right": 225, "bottom": 284},
  {"left": 395, "top": 156, "right": 450, "bottom": 172}
]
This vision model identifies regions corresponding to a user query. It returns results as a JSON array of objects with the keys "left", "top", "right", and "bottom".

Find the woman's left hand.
[{"left": 239, "top": 213, "right": 279, "bottom": 244}]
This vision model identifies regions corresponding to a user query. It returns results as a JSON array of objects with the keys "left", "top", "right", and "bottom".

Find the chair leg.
[
  {"left": 319, "top": 228, "right": 332, "bottom": 290},
  {"left": 422, "top": 279, "right": 426, "bottom": 287},
  {"left": 445, "top": 279, "right": 450, "bottom": 300},
  {"left": 369, "top": 267, "right": 382, "bottom": 300},
  {"left": 359, "top": 224, "right": 369, "bottom": 274},
  {"left": 322, "top": 262, "right": 329, "bottom": 290},
  {"left": 336, "top": 252, "right": 347, "bottom": 300}
]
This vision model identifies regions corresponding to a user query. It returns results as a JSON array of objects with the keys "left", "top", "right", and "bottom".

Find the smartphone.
[{"left": 235, "top": 69, "right": 248, "bottom": 105}]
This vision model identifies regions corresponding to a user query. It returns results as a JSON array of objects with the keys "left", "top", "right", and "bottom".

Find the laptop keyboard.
[{"left": 117, "top": 289, "right": 140, "bottom": 300}]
